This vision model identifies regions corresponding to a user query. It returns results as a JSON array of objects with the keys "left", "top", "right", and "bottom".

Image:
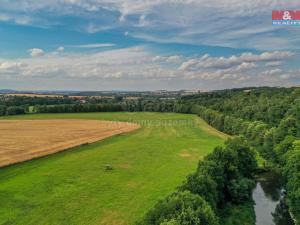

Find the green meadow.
[{"left": 0, "top": 112, "right": 226, "bottom": 225}]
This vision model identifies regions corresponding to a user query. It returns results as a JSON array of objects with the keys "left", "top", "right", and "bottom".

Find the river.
[{"left": 252, "top": 171, "right": 295, "bottom": 225}]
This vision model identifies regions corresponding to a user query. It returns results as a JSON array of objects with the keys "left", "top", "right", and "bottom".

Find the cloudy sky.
[{"left": 0, "top": 0, "right": 300, "bottom": 91}]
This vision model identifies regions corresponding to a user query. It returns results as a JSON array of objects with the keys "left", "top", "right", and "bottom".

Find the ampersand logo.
[{"left": 283, "top": 11, "right": 292, "bottom": 20}]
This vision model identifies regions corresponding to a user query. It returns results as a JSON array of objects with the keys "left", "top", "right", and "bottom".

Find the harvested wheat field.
[{"left": 0, "top": 119, "right": 140, "bottom": 167}]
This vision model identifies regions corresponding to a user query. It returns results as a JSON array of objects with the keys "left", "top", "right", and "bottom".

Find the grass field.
[
  {"left": 0, "top": 120, "right": 139, "bottom": 167},
  {"left": 0, "top": 112, "right": 227, "bottom": 225}
]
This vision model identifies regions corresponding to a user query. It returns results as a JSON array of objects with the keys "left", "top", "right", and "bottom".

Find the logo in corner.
[{"left": 272, "top": 10, "right": 300, "bottom": 26}]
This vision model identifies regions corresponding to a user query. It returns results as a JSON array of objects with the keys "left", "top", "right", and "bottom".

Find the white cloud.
[
  {"left": 152, "top": 55, "right": 182, "bottom": 63},
  {"left": 1, "top": 0, "right": 300, "bottom": 49},
  {"left": 0, "top": 14, "right": 10, "bottom": 22},
  {"left": 179, "top": 51, "right": 293, "bottom": 71},
  {"left": 0, "top": 47, "right": 299, "bottom": 90},
  {"left": 252, "top": 69, "right": 300, "bottom": 87},
  {"left": 235, "top": 62, "right": 257, "bottom": 72},
  {"left": 279, "top": 70, "right": 300, "bottom": 80},
  {"left": 85, "top": 23, "right": 115, "bottom": 33},
  {"left": 67, "top": 43, "right": 115, "bottom": 48},
  {"left": 0, "top": 13, "right": 31, "bottom": 25},
  {"left": 1, "top": 46, "right": 177, "bottom": 80},
  {"left": 28, "top": 48, "right": 45, "bottom": 57},
  {"left": 261, "top": 68, "right": 282, "bottom": 75},
  {"left": 57, "top": 46, "right": 64, "bottom": 52},
  {"left": 0, "top": 61, "right": 23, "bottom": 70},
  {"left": 265, "top": 61, "right": 282, "bottom": 67}
]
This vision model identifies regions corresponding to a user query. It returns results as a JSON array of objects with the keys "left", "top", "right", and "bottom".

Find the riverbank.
[
  {"left": 220, "top": 169, "right": 296, "bottom": 225},
  {"left": 253, "top": 170, "right": 294, "bottom": 225}
]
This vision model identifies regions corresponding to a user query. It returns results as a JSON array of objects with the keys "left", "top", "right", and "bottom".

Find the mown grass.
[{"left": 0, "top": 112, "right": 226, "bottom": 225}]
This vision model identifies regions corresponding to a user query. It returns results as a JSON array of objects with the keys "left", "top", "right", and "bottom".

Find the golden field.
[{"left": 0, "top": 119, "right": 139, "bottom": 167}]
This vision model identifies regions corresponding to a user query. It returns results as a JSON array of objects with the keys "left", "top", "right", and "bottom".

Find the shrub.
[
  {"left": 228, "top": 178, "right": 256, "bottom": 203},
  {"left": 180, "top": 174, "right": 218, "bottom": 209},
  {"left": 139, "top": 191, "right": 218, "bottom": 225}
]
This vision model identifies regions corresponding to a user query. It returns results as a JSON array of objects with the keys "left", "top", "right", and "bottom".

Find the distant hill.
[{"left": 0, "top": 89, "right": 17, "bottom": 94}]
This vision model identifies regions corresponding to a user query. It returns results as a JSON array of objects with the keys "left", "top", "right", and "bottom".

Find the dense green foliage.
[
  {"left": 34, "top": 103, "right": 123, "bottom": 113},
  {"left": 0, "top": 95, "right": 79, "bottom": 115},
  {"left": 284, "top": 141, "right": 300, "bottom": 223},
  {"left": 0, "top": 95, "right": 76, "bottom": 106},
  {"left": 182, "top": 87, "right": 299, "bottom": 126},
  {"left": 219, "top": 202, "right": 255, "bottom": 225},
  {"left": 140, "top": 191, "right": 218, "bottom": 225},
  {"left": 183, "top": 87, "right": 300, "bottom": 224},
  {"left": 182, "top": 138, "right": 257, "bottom": 206},
  {"left": 0, "top": 95, "right": 181, "bottom": 114},
  {"left": 0, "top": 105, "right": 27, "bottom": 116},
  {"left": 32, "top": 101, "right": 183, "bottom": 113}
]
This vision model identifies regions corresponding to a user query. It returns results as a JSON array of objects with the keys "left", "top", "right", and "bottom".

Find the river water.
[{"left": 252, "top": 171, "right": 295, "bottom": 225}]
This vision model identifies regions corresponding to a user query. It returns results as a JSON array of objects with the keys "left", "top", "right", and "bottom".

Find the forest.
[{"left": 181, "top": 87, "right": 300, "bottom": 224}]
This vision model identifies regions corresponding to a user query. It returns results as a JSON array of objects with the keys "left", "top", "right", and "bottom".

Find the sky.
[{"left": 0, "top": 0, "right": 300, "bottom": 91}]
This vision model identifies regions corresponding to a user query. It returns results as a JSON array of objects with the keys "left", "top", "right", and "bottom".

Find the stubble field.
[{"left": 0, "top": 120, "right": 139, "bottom": 167}]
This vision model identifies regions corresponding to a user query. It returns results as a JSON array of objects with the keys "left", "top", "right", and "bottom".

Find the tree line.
[
  {"left": 0, "top": 95, "right": 77, "bottom": 106},
  {"left": 181, "top": 87, "right": 298, "bottom": 126},
  {"left": 32, "top": 101, "right": 182, "bottom": 113},
  {"left": 0, "top": 95, "right": 187, "bottom": 115},
  {"left": 0, "top": 105, "right": 27, "bottom": 116}
]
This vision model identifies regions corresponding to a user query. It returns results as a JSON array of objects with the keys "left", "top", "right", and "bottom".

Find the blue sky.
[{"left": 0, "top": 0, "right": 300, "bottom": 91}]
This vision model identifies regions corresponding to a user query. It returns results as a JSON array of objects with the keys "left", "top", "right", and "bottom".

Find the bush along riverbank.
[{"left": 283, "top": 141, "right": 300, "bottom": 225}]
